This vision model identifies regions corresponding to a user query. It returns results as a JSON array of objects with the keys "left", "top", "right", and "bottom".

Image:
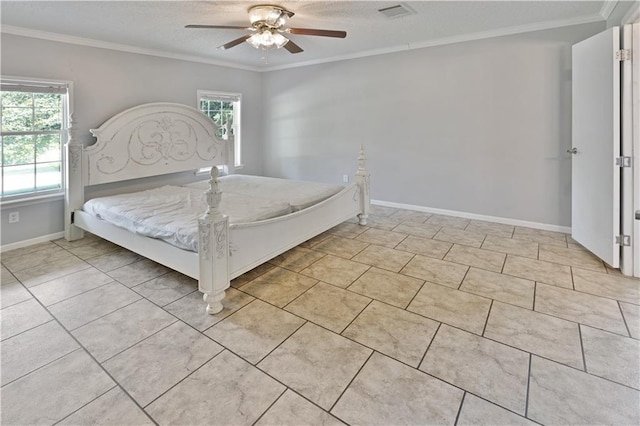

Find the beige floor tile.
[
  {"left": 620, "top": 301, "right": 640, "bottom": 339},
  {"left": 165, "top": 288, "right": 254, "bottom": 331},
  {"left": 389, "top": 209, "right": 432, "bottom": 223},
  {"left": 52, "top": 233, "right": 101, "bottom": 250},
  {"left": 465, "top": 220, "right": 515, "bottom": 238},
  {"left": 230, "top": 263, "right": 275, "bottom": 288},
  {"left": 103, "top": 321, "right": 223, "bottom": 407},
  {"left": 512, "top": 227, "right": 567, "bottom": 247},
  {"left": 285, "top": 282, "right": 370, "bottom": 333},
  {"left": 538, "top": 244, "right": 606, "bottom": 272},
  {"left": 434, "top": 227, "right": 485, "bottom": 248},
  {"left": 2, "top": 245, "right": 76, "bottom": 273},
  {"left": 86, "top": 247, "right": 143, "bottom": 272},
  {"left": 347, "top": 267, "right": 424, "bottom": 308},
  {"left": 356, "top": 228, "right": 407, "bottom": 248},
  {"left": 240, "top": 267, "right": 317, "bottom": 308},
  {"left": 573, "top": 267, "right": 640, "bottom": 304},
  {"left": 30, "top": 267, "right": 114, "bottom": 306},
  {"left": 369, "top": 205, "right": 398, "bottom": 217},
  {"left": 528, "top": 356, "right": 639, "bottom": 425},
  {"left": 396, "top": 235, "right": 452, "bottom": 259},
  {"left": 312, "top": 236, "right": 369, "bottom": 258},
  {"left": 147, "top": 350, "right": 285, "bottom": 425},
  {"left": 420, "top": 325, "right": 529, "bottom": 414},
  {"left": 460, "top": 268, "right": 534, "bottom": 309},
  {"left": 426, "top": 214, "right": 470, "bottom": 230},
  {"left": 444, "top": 244, "right": 505, "bottom": 272},
  {"left": 503, "top": 255, "right": 573, "bottom": 288},
  {"left": 132, "top": 271, "right": 198, "bottom": 306},
  {"left": 48, "top": 282, "right": 141, "bottom": 330},
  {"left": 1, "top": 350, "right": 115, "bottom": 426},
  {"left": 13, "top": 256, "right": 91, "bottom": 288},
  {"left": 67, "top": 239, "right": 121, "bottom": 260},
  {"left": 484, "top": 302, "right": 583, "bottom": 369},
  {"left": 300, "top": 254, "right": 370, "bottom": 288},
  {"left": 400, "top": 255, "right": 468, "bottom": 288},
  {"left": 1, "top": 265, "right": 17, "bottom": 284},
  {"left": 1, "top": 321, "right": 79, "bottom": 386},
  {"left": 2, "top": 241, "right": 58, "bottom": 259},
  {"left": 329, "top": 222, "right": 369, "bottom": 238},
  {"left": 365, "top": 214, "right": 402, "bottom": 231},
  {"left": 331, "top": 352, "right": 463, "bottom": 425},
  {"left": 351, "top": 245, "right": 414, "bottom": 272},
  {"left": 299, "top": 232, "right": 332, "bottom": 249},
  {"left": 206, "top": 299, "right": 305, "bottom": 364},
  {"left": 0, "top": 281, "right": 31, "bottom": 309},
  {"left": 392, "top": 222, "right": 442, "bottom": 239},
  {"left": 258, "top": 322, "right": 372, "bottom": 410},
  {"left": 535, "top": 283, "right": 628, "bottom": 335},
  {"left": 269, "top": 247, "right": 326, "bottom": 272},
  {"left": 481, "top": 235, "right": 538, "bottom": 259},
  {"left": 58, "top": 387, "right": 154, "bottom": 425},
  {"left": 1, "top": 298, "right": 53, "bottom": 340},
  {"left": 107, "top": 258, "right": 172, "bottom": 288},
  {"left": 457, "top": 394, "right": 536, "bottom": 426},
  {"left": 408, "top": 282, "right": 491, "bottom": 334},
  {"left": 343, "top": 301, "right": 439, "bottom": 367},
  {"left": 581, "top": 325, "right": 640, "bottom": 389},
  {"left": 72, "top": 299, "right": 177, "bottom": 362},
  {"left": 256, "top": 390, "right": 345, "bottom": 426}
]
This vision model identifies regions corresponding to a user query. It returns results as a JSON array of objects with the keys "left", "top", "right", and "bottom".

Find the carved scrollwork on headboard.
[{"left": 85, "top": 103, "right": 229, "bottom": 185}]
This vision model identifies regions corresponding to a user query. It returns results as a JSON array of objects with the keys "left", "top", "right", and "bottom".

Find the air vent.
[{"left": 378, "top": 4, "right": 415, "bottom": 19}]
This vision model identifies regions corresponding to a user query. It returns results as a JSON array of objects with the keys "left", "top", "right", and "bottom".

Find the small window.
[
  {"left": 198, "top": 90, "right": 241, "bottom": 167},
  {"left": 1, "top": 78, "right": 70, "bottom": 200}
]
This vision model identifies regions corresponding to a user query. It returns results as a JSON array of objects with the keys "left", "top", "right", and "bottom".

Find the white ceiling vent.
[{"left": 378, "top": 4, "right": 415, "bottom": 19}]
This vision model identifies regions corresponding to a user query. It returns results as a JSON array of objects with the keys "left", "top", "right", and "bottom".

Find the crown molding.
[
  {"left": 3, "top": 12, "right": 605, "bottom": 75},
  {"left": 622, "top": 1, "right": 640, "bottom": 24},
  {"left": 263, "top": 13, "right": 605, "bottom": 72},
  {"left": 600, "top": 0, "right": 620, "bottom": 19},
  {"left": 0, "top": 25, "right": 261, "bottom": 72}
]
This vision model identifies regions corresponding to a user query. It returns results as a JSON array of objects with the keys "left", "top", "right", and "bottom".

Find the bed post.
[
  {"left": 198, "top": 166, "right": 230, "bottom": 314},
  {"left": 64, "top": 114, "right": 85, "bottom": 241},
  {"left": 355, "top": 145, "right": 370, "bottom": 225}
]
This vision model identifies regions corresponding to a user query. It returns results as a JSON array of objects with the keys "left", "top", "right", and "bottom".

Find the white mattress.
[
  {"left": 186, "top": 174, "right": 344, "bottom": 211},
  {"left": 83, "top": 185, "right": 292, "bottom": 252}
]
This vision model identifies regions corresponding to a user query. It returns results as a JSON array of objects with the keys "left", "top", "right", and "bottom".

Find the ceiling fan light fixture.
[
  {"left": 248, "top": 5, "right": 291, "bottom": 27},
  {"left": 247, "top": 30, "right": 289, "bottom": 50}
]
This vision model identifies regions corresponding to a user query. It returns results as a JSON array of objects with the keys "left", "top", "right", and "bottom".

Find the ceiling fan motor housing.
[{"left": 248, "top": 5, "right": 294, "bottom": 29}]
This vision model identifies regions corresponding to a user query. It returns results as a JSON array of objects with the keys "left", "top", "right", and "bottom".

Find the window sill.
[{"left": 0, "top": 192, "right": 64, "bottom": 208}]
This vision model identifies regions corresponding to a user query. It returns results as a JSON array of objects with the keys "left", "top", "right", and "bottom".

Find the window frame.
[
  {"left": 1, "top": 76, "right": 72, "bottom": 204},
  {"left": 197, "top": 90, "right": 242, "bottom": 168}
]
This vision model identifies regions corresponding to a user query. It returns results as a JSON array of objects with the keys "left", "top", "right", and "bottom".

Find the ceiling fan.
[{"left": 186, "top": 4, "right": 347, "bottom": 54}]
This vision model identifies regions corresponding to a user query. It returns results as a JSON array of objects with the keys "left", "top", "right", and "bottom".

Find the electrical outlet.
[
  {"left": 343, "top": 174, "right": 349, "bottom": 183},
  {"left": 8, "top": 211, "right": 19, "bottom": 223}
]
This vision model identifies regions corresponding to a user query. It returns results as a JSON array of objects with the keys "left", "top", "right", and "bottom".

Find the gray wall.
[
  {"left": 1, "top": 34, "right": 263, "bottom": 246},
  {"left": 262, "top": 22, "right": 605, "bottom": 227}
]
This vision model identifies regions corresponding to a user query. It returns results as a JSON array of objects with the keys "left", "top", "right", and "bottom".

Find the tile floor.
[{"left": 1, "top": 207, "right": 639, "bottom": 425}]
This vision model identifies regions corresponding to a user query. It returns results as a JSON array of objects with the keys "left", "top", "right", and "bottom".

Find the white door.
[{"left": 571, "top": 27, "right": 621, "bottom": 268}]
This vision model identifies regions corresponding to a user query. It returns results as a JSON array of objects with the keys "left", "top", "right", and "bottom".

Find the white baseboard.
[
  {"left": 1, "top": 231, "right": 65, "bottom": 254},
  {"left": 372, "top": 200, "right": 572, "bottom": 234}
]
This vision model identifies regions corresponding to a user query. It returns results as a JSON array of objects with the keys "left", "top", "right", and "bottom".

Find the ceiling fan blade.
[
  {"left": 283, "top": 39, "right": 304, "bottom": 54},
  {"left": 286, "top": 28, "right": 346, "bottom": 38},
  {"left": 218, "top": 35, "right": 252, "bottom": 50},
  {"left": 186, "top": 25, "right": 249, "bottom": 30}
]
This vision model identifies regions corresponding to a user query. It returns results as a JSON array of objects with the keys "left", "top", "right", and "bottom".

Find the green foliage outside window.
[{"left": 199, "top": 99, "right": 234, "bottom": 139}]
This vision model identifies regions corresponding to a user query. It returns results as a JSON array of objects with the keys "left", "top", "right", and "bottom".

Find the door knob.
[{"left": 567, "top": 148, "right": 578, "bottom": 154}]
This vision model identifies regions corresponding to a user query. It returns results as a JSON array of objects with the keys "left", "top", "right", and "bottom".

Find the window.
[
  {"left": 198, "top": 90, "right": 242, "bottom": 167},
  {"left": 1, "top": 78, "right": 70, "bottom": 200}
]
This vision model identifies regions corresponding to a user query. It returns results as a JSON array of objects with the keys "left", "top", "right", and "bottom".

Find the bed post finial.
[
  {"left": 355, "top": 145, "right": 370, "bottom": 225},
  {"left": 64, "top": 113, "right": 85, "bottom": 241},
  {"left": 198, "top": 165, "right": 230, "bottom": 314}
]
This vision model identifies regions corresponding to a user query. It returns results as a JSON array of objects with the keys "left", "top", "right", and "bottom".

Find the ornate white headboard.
[{"left": 83, "top": 102, "right": 233, "bottom": 185}]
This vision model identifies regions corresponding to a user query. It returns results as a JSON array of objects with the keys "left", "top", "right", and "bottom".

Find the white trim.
[
  {"left": 372, "top": 199, "right": 571, "bottom": 234},
  {"left": 1, "top": 25, "right": 261, "bottom": 73},
  {"left": 0, "top": 231, "right": 64, "bottom": 253},
  {"left": 600, "top": 0, "right": 620, "bottom": 20},
  {"left": 623, "top": 1, "right": 640, "bottom": 24},
  {"left": 4, "top": 13, "right": 605, "bottom": 74}
]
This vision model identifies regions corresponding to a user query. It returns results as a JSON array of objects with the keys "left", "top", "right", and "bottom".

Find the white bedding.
[
  {"left": 83, "top": 185, "right": 291, "bottom": 252},
  {"left": 186, "top": 174, "right": 344, "bottom": 211}
]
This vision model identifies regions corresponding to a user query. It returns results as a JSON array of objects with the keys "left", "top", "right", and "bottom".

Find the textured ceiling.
[{"left": 0, "top": 1, "right": 620, "bottom": 70}]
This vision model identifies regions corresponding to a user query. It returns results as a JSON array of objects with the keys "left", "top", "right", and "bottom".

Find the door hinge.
[
  {"left": 615, "top": 156, "right": 632, "bottom": 167},
  {"left": 616, "top": 49, "right": 631, "bottom": 61},
  {"left": 616, "top": 235, "right": 631, "bottom": 246}
]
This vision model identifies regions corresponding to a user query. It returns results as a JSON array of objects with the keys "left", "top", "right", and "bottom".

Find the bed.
[{"left": 64, "top": 102, "right": 370, "bottom": 314}]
